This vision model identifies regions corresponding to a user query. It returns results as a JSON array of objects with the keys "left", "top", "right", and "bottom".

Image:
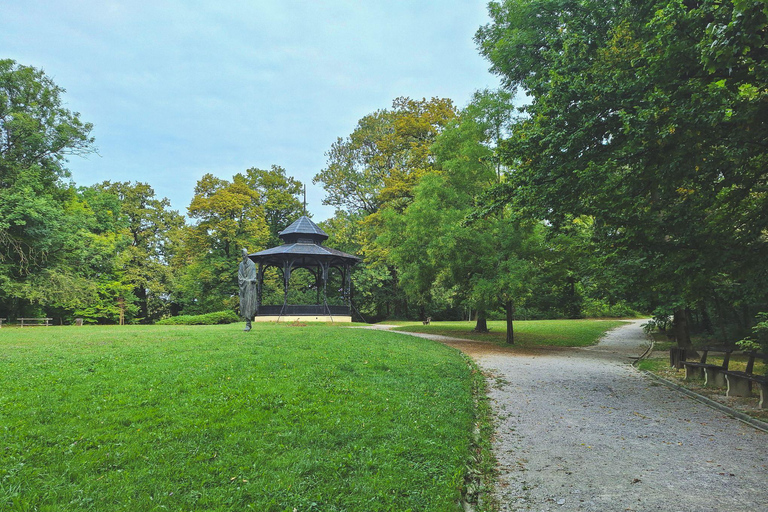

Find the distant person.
[{"left": 238, "top": 248, "right": 258, "bottom": 331}]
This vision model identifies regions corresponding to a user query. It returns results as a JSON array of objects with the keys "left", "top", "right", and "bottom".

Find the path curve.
[{"left": 367, "top": 321, "right": 768, "bottom": 511}]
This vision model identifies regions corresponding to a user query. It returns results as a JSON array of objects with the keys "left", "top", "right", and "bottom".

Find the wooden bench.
[
  {"left": 18, "top": 317, "right": 53, "bottom": 327},
  {"left": 679, "top": 346, "right": 734, "bottom": 388},
  {"left": 0, "top": 318, "right": 6, "bottom": 328},
  {"left": 722, "top": 351, "right": 768, "bottom": 408},
  {"left": 422, "top": 317, "right": 431, "bottom": 325}
]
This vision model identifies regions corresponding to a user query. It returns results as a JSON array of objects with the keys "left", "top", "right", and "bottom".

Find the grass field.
[
  {"left": 0, "top": 323, "right": 481, "bottom": 512},
  {"left": 391, "top": 319, "right": 629, "bottom": 347}
]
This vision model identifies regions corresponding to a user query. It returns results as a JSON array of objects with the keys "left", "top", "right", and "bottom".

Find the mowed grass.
[
  {"left": 0, "top": 324, "right": 478, "bottom": 511},
  {"left": 392, "top": 319, "right": 629, "bottom": 348}
]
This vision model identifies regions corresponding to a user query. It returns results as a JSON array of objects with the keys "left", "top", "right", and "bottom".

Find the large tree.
[
  {"left": 0, "top": 59, "right": 96, "bottom": 317},
  {"left": 242, "top": 165, "right": 304, "bottom": 245},
  {"left": 90, "top": 181, "right": 184, "bottom": 322},
  {"left": 314, "top": 97, "right": 458, "bottom": 319},
  {"left": 475, "top": 0, "right": 768, "bottom": 345},
  {"left": 173, "top": 167, "right": 304, "bottom": 315},
  {"left": 383, "top": 95, "right": 559, "bottom": 340},
  {"left": 314, "top": 97, "right": 458, "bottom": 216}
]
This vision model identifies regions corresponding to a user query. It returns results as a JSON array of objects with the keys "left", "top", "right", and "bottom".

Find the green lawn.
[
  {"left": 391, "top": 319, "right": 629, "bottom": 348},
  {"left": 0, "top": 324, "right": 479, "bottom": 512}
]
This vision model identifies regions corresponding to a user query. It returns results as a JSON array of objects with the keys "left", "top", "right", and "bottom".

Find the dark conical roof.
[
  {"left": 278, "top": 215, "right": 328, "bottom": 243},
  {"left": 249, "top": 215, "right": 359, "bottom": 268}
]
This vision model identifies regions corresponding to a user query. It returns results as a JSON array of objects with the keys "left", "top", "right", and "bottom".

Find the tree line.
[
  {"left": 0, "top": 57, "right": 307, "bottom": 323},
  {"left": 2, "top": 0, "right": 766, "bottom": 346}
]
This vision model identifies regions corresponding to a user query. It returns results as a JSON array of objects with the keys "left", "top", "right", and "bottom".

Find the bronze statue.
[{"left": 238, "top": 248, "right": 257, "bottom": 331}]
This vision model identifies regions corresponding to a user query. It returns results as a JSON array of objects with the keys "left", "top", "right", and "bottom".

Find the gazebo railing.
[{"left": 258, "top": 305, "right": 351, "bottom": 316}]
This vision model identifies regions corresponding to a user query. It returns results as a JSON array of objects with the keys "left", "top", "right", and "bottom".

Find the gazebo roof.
[
  {"left": 249, "top": 215, "right": 359, "bottom": 268},
  {"left": 278, "top": 215, "right": 328, "bottom": 244}
]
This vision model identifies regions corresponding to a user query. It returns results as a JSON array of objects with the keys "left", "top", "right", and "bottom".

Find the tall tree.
[
  {"left": 91, "top": 181, "right": 184, "bottom": 322},
  {"left": 383, "top": 94, "right": 557, "bottom": 340},
  {"left": 243, "top": 165, "right": 304, "bottom": 245},
  {"left": 174, "top": 166, "right": 304, "bottom": 315},
  {"left": 314, "top": 97, "right": 458, "bottom": 319},
  {"left": 475, "top": 0, "right": 768, "bottom": 346},
  {"left": 314, "top": 96, "right": 458, "bottom": 215},
  {"left": 173, "top": 173, "right": 269, "bottom": 314},
  {"left": 0, "top": 59, "right": 95, "bottom": 317}
]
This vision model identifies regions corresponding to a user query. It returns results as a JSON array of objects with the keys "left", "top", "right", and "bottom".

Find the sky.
[{"left": 2, "top": 1, "right": 501, "bottom": 221}]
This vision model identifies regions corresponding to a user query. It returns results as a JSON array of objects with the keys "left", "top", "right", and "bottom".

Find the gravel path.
[
  {"left": 375, "top": 321, "right": 768, "bottom": 511},
  {"left": 475, "top": 320, "right": 768, "bottom": 511}
]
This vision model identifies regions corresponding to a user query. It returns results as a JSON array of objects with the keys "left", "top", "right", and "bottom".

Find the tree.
[
  {"left": 314, "top": 97, "right": 458, "bottom": 216},
  {"left": 90, "top": 181, "right": 184, "bottom": 322},
  {"left": 173, "top": 173, "right": 269, "bottom": 314},
  {"left": 174, "top": 167, "right": 304, "bottom": 315},
  {"left": 0, "top": 59, "right": 95, "bottom": 317},
  {"left": 243, "top": 165, "right": 304, "bottom": 245},
  {"left": 475, "top": 0, "right": 768, "bottom": 346},
  {"left": 314, "top": 97, "right": 458, "bottom": 319},
  {"left": 379, "top": 92, "right": 565, "bottom": 341}
]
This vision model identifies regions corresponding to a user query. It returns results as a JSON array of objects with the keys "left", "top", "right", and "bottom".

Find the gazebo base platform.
[{"left": 253, "top": 315, "right": 352, "bottom": 323}]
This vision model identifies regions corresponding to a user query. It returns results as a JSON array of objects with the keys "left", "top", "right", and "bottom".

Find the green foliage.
[
  {"left": 580, "top": 298, "right": 639, "bottom": 319},
  {"left": 243, "top": 165, "right": 304, "bottom": 246},
  {"left": 0, "top": 59, "right": 96, "bottom": 317},
  {"left": 90, "top": 181, "right": 184, "bottom": 322},
  {"left": 737, "top": 312, "right": 768, "bottom": 351},
  {"left": 642, "top": 312, "right": 674, "bottom": 334},
  {"left": 314, "top": 98, "right": 459, "bottom": 320},
  {"left": 173, "top": 166, "right": 303, "bottom": 315},
  {"left": 474, "top": 0, "right": 768, "bottom": 340},
  {"left": 0, "top": 324, "right": 478, "bottom": 511},
  {"left": 155, "top": 310, "right": 239, "bottom": 325},
  {"left": 314, "top": 97, "right": 458, "bottom": 216}
]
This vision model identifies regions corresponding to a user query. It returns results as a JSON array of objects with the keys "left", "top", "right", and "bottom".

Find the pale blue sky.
[{"left": 3, "top": 1, "right": 500, "bottom": 221}]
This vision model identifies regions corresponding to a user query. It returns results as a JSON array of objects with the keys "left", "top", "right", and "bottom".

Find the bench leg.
[
  {"left": 725, "top": 375, "right": 753, "bottom": 398},
  {"left": 759, "top": 383, "right": 767, "bottom": 410},
  {"left": 704, "top": 368, "right": 727, "bottom": 388},
  {"left": 685, "top": 366, "right": 704, "bottom": 380}
]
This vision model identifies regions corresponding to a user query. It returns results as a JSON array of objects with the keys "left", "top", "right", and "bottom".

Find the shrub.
[
  {"left": 737, "top": 312, "right": 768, "bottom": 352},
  {"left": 155, "top": 310, "right": 239, "bottom": 325},
  {"left": 581, "top": 298, "right": 640, "bottom": 319}
]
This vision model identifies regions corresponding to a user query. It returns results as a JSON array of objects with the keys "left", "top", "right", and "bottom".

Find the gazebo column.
[
  {"left": 282, "top": 259, "right": 294, "bottom": 313},
  {"left": 311, "top": 267, "right": 320, "bottom": 305},
  {"left": 343, "top": 265, "right": 352, "bottom": 306},
  {"left": 321, "top": 261, "right": 330, "bottom": 308},
  {"left": 256, "top": 262, "right": 264, "bottom": 312}
]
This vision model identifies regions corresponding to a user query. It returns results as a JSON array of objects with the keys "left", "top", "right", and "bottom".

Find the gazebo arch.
[{"left": 248, "top": 216, "right": 359, "bottom": 322}]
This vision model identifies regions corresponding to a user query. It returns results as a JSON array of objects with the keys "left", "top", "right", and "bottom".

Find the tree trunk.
[
  {"left": 673, "top": 307, "right": 692, "bottom": 348},
  {"left": 136, "top": 286, "right": 148, "bottom": 323},
  {"left": 700, "top": 307, "right": 713, "bottom": 335},
  {"left": 474, "top": 310, "right": 489, "bottom": 333},
  {"left": 505, "top": 300, "right": 515, "bottom": 344},
  {"left": 564, "top": 275, "right": 581, "bottom": 319}
]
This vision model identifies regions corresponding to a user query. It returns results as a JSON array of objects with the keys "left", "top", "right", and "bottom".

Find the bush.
[
  {"left": 580, "top": 298, "right": 640, "bottom": 319},
  {"left": 155, "top": 310, "right": 240, "bottom": 325},
  {"left": 737, "top": 312, "right": 768, "bottom": 352}
]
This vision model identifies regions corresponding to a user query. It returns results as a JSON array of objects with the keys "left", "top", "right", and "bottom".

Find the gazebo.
[{"left": 248, "top": 216, "right": 359, "bottom": 322}]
